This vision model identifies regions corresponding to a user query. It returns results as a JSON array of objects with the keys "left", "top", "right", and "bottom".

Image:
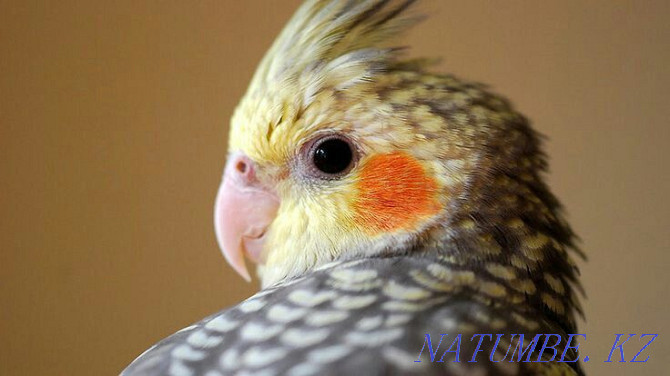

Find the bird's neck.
[{"left": 420, "top": 162, "right": 582, "bottom": 334}]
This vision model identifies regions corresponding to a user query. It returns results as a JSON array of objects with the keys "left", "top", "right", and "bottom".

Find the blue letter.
[
  {"left": 631, "top": 334, "right": 658, "bottom": 363},
  {"left": 605, "top": 334, "right": 636, "bottom": 363},
  {"left": 509, "top": 334, "right": 541, "bottom": 362},
  {"left": 535, "top": 334, "right": 561, "bottom": 362},
  {"left": 415, "top": 334, "right": 448, "bottom": 362},
  {"left": 559, "top": 334, "right": 585, "bottom": 362},
  {"left": 470, "top": 334, "right": 492, "bottom": 362},
  {"left": 490, "top": 334, "right": 512, "bottom": 362},
  {"left": 439, "top": 334, "right": 463, "bottom": 362}
]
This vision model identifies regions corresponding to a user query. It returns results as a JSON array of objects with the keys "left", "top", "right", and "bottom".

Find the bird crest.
[{"left": 247, "top": 0, "right": 422, "bottom": 105}]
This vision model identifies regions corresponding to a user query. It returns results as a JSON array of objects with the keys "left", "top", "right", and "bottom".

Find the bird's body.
[
  {"left": 123, "top": 1, "right": 584, "bottom": 375},
  {"left": 124, "top": 255, "right": 580, "bottom": 375}
]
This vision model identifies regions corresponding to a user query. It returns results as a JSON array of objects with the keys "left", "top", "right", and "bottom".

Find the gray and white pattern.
[{"left": 122, "top": 256, "right": 580, "bottom": 376}]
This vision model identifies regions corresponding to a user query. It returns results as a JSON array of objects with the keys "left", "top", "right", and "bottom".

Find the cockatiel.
[{"left": 123, "top": 1, "right": 584, "bottom": 375}]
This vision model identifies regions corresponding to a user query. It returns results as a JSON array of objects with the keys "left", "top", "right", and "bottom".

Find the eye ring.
[{"left": 301, "top": 133, "right": 358, "bottom": 180}]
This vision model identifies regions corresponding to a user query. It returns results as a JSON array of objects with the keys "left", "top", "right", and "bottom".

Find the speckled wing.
[{"left": 122, "top": 256, "right": 582, "bottom": 376}]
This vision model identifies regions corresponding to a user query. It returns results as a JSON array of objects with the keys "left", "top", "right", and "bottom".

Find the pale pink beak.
[{"left": 214, "top": 153, "right": 279, "bottom": 281}]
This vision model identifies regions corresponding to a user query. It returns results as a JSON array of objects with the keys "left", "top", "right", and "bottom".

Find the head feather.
[{"left": 246, "top": 0, "right": 422, "bottom": 105}]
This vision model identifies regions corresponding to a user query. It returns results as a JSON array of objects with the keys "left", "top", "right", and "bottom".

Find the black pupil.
[{"left": 313, "top": 138, "right": 352, "bottom": 174}]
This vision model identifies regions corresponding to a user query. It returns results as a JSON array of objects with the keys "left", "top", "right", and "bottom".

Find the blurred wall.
[{"left": 1, "top": 1, "right": 668, "bottom": 374}]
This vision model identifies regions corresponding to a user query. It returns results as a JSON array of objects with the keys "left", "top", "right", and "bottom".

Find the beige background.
[{"left": 2, "top": 1, "right": 669, "bottom": 375}]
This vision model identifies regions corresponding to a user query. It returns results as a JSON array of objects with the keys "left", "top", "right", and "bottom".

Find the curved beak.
[{"left": 214, "top": 153, "right": 279, "bottom": 281}]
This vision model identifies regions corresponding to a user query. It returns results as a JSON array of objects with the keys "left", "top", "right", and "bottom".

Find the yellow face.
[
  {"left": 214, "top": 0, "right": 485, "bottom": 287},
  {"left": 227, "top": 80, "right": 449, "bottom": 286}
]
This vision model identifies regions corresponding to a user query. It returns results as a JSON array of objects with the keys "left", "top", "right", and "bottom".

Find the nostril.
[
  {"left": 228, "top": 154, "right": 256, "bottom": 184},
  {"left": 236, "top": 160, "right": 248, "bottom": 174}
]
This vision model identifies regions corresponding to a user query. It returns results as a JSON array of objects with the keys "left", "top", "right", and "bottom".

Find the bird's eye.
[
  {"left": 303, "top": 134, "right": 356, "bottom": 179},
  {"left": 313, "top": 138, "right": 352, "bottom": 174}
]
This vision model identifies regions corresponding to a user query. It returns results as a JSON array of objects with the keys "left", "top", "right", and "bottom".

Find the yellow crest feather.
[{"left": 247, "top": 0, "right": 422, "bottom": 105}]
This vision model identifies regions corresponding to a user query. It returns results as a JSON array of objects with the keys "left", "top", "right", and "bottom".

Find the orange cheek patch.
[{"left": 353, "top": 152, "right": 441, "bottom": 234}]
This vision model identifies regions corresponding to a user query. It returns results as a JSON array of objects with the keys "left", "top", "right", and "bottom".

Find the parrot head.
[{"left": 214, "top": 0, "right": 580, "bottom": 292}]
